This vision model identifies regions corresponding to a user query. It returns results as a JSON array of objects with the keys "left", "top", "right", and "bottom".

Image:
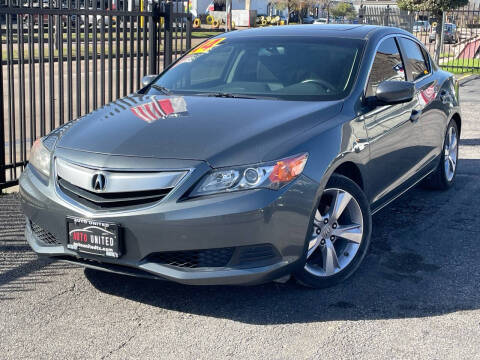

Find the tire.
[
  {"left": 295, "top": 174, "right": 372, "bottom": 288},
  {"left": 422, "top": 119, "right": 459, "bottom": 190}
]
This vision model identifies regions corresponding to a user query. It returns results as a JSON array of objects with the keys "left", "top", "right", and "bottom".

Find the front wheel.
[{"left": 295, "top": 174, "right": 372, "bottom": 288}]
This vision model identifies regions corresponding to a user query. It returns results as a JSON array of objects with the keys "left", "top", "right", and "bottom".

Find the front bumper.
[{"left": 20, "top": 162, "right": 319, "bottom": 285}]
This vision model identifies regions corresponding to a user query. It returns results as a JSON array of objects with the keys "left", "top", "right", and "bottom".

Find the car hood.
[{"left": 57, "top": 93, "right": 343, "bottom": 167}]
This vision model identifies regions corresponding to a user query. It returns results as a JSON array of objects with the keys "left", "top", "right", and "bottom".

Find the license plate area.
[{"left": 66, "top": 217, "right": 121, "bottom": 258}]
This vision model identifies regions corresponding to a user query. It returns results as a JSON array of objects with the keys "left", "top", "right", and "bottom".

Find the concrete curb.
[
  {"left": 3, "top": 185, "right": 19, "bottom": 194},
  {"left": 457, "top": 73, "right": 479, "bottom": 85}
]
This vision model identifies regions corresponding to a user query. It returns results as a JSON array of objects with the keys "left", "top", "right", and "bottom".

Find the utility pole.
[
  {"left": 226, "top": 0, "right": 232, "bottom": 31},
  {"left": 359, "top": 3, "right": 364, "bottom": 24},
  {"left": 327, "top": 1, "right": 330, "bottom": 23},
  {"left": 383, "top": 4, "right": 390, "bottom": 27},
  {"left": 435, "top": 11, "right": 446, "bottom": 63},
  {"left": 54, "top": 0, "right": 60, "bottom": 50}
]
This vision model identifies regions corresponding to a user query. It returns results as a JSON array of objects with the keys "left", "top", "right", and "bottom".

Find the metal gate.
[
  {"left": 360, "top": 4, "right": 480, "bottom": 74},
  {"left": 359, "top": 5, "right": 414, "bottom": 32},
  {"left": 412, "top": 5, "right": 480, "bottom": 74},
  {"left": 0, "top": 0, "right": 192, "bottom": 188}
]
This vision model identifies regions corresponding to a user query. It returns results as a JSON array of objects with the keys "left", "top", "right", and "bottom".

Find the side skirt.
[{"left": 370, "top": 165, "right": 437, "bottom": 215}]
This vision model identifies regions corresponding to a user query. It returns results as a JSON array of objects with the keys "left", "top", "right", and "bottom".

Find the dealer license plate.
[{"left": 66, "top": 217, "right": 121, "bottom": 258}]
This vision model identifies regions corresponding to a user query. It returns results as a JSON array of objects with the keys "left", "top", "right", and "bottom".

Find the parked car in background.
[
  {"left": 429, "top": 23, "right": 458, "bottom": 43},
  {"left": 413, "top": 20, "right": 431, "bottom": 32},
  {"left": 22, "top": 5, "right": 55, "bottom": 26},
  {"left": 289, "top": 13, "right": 299, "bottom": 23},
  {"left": 80, "top": 6, "right": 115, "bottom": 27},
  {"left": 22, "top": 7, "right": 80, "bottom": 27},
  {"left": 302, "top": 16, "right": 315, "bottom": 24},
  {"left": 314, "top": 18, "right": 328, "bottom": 24}
]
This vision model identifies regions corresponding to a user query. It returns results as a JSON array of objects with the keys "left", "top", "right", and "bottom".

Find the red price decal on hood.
[{"left": 131, "top": 96, "right": 187, "bottom": 123}]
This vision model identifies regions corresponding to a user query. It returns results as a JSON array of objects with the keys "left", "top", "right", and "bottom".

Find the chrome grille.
[
  {"left": 55, "top": 158, "right": 188, "bottom": 210},
  {"left": 58, "top": 178, "right": 172, "bottom": 209}
]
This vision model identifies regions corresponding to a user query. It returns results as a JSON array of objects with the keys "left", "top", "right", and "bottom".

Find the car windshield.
[{"left": 151, "top": 36, "right": 365, "bottom": 101}]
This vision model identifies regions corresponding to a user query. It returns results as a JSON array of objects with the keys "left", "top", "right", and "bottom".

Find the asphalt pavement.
[{"left": 0, "top": 77, "right": 479, "bottom": 360}]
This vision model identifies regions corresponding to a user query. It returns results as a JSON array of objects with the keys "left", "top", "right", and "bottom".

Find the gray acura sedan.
[{"left": 20, "top": 25, "right": 461, "bottom": 288}]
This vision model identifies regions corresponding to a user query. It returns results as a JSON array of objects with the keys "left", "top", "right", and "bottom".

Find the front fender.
[{"left": 263, "top": 113, "right": 370, "bottom": 203}]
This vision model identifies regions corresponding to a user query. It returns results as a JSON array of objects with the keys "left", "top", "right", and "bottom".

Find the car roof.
[{"left": 222, "top": 24, "right": 412, "bottom": 41}]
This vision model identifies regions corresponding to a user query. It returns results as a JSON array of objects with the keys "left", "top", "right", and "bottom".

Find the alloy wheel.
[
  {"left": 444, "top": 125, "right": 458, "bottom": 182},
  {"left": 305, "top": 188, "right": 364, "bottom": 277}
]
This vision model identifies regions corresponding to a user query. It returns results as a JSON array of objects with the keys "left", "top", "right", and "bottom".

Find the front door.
[{"left": 362, "top": 37, "right": 419, "bottom": 207}]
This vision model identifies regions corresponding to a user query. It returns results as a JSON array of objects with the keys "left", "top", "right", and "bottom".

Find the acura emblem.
[{"left": 92, "top": 173, "right": 106, "bottom": 192}]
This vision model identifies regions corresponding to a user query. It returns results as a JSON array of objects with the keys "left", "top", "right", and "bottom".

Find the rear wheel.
[
  {"left": 423, "top": 119, "right": 459, "bottom": 190},
  {"left": 295, "top": 174, "right": 372, "bottom": 288}
]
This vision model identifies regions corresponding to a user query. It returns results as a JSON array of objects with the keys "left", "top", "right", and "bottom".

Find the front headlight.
[
  {"left": 29, "top": 138, "right": 51, "bottom": 177},
  {"left": 191, "top": 153, "right": 308, "bottom": 197}
]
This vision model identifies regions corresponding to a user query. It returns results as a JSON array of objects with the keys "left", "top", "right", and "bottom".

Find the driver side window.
[
  {"left": 366, "top": 37, "right": 406, "bottom": 98},
  {"left": 190, "top": 46, "right": 234, "bottom": 86}
]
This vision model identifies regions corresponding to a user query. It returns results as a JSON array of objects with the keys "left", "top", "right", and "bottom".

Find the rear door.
[{"left": 363, "top": 36, "right": 420, "bottom": 206}]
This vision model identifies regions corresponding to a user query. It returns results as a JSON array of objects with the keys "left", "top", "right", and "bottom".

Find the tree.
[
  {"left": 397, "top": 0, "right": 468, "bottom": 12},
  {"left": 330, "top": 2, "right": 357, "bottom": 20},
  {"left": 271, "top": 0, "right": 316, "bottom": 23},
  {"left": 397, "top": 0, "right": 468, "bottom": 60}
]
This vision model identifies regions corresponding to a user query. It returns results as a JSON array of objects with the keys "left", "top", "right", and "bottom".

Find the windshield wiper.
[
  {"left": 150, "top": 84, "right": 171, "bottom": 95},
  {"left": 208, "top": 92, "right": 255, "bottom": 99},
  {"left": 198, "top": 92, "right": 274, "bottom": 100}
]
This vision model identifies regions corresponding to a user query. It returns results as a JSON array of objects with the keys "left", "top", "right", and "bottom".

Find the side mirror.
[
  {"left": 141, "top": 74, "right": 157, "bottom": 88},
  {"left": 375, "top": 80, "right": 415, "bottom": 105}
]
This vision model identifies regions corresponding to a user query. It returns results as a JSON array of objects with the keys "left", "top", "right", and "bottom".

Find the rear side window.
[
  {"left": 398, "top": 38, "right": 429, "bottom": 81},
  {"left": 366, "top": 37, "right": 405, "bottom": 97}
]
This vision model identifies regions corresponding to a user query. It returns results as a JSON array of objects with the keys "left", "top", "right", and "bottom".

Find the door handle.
[{"left": 410, "top": 109, "right": 422, "bottom": 123}]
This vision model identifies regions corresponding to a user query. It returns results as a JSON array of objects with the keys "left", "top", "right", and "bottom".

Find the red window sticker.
[{"left": 190, "top": 38, "right": 226, "bottom": 54}]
